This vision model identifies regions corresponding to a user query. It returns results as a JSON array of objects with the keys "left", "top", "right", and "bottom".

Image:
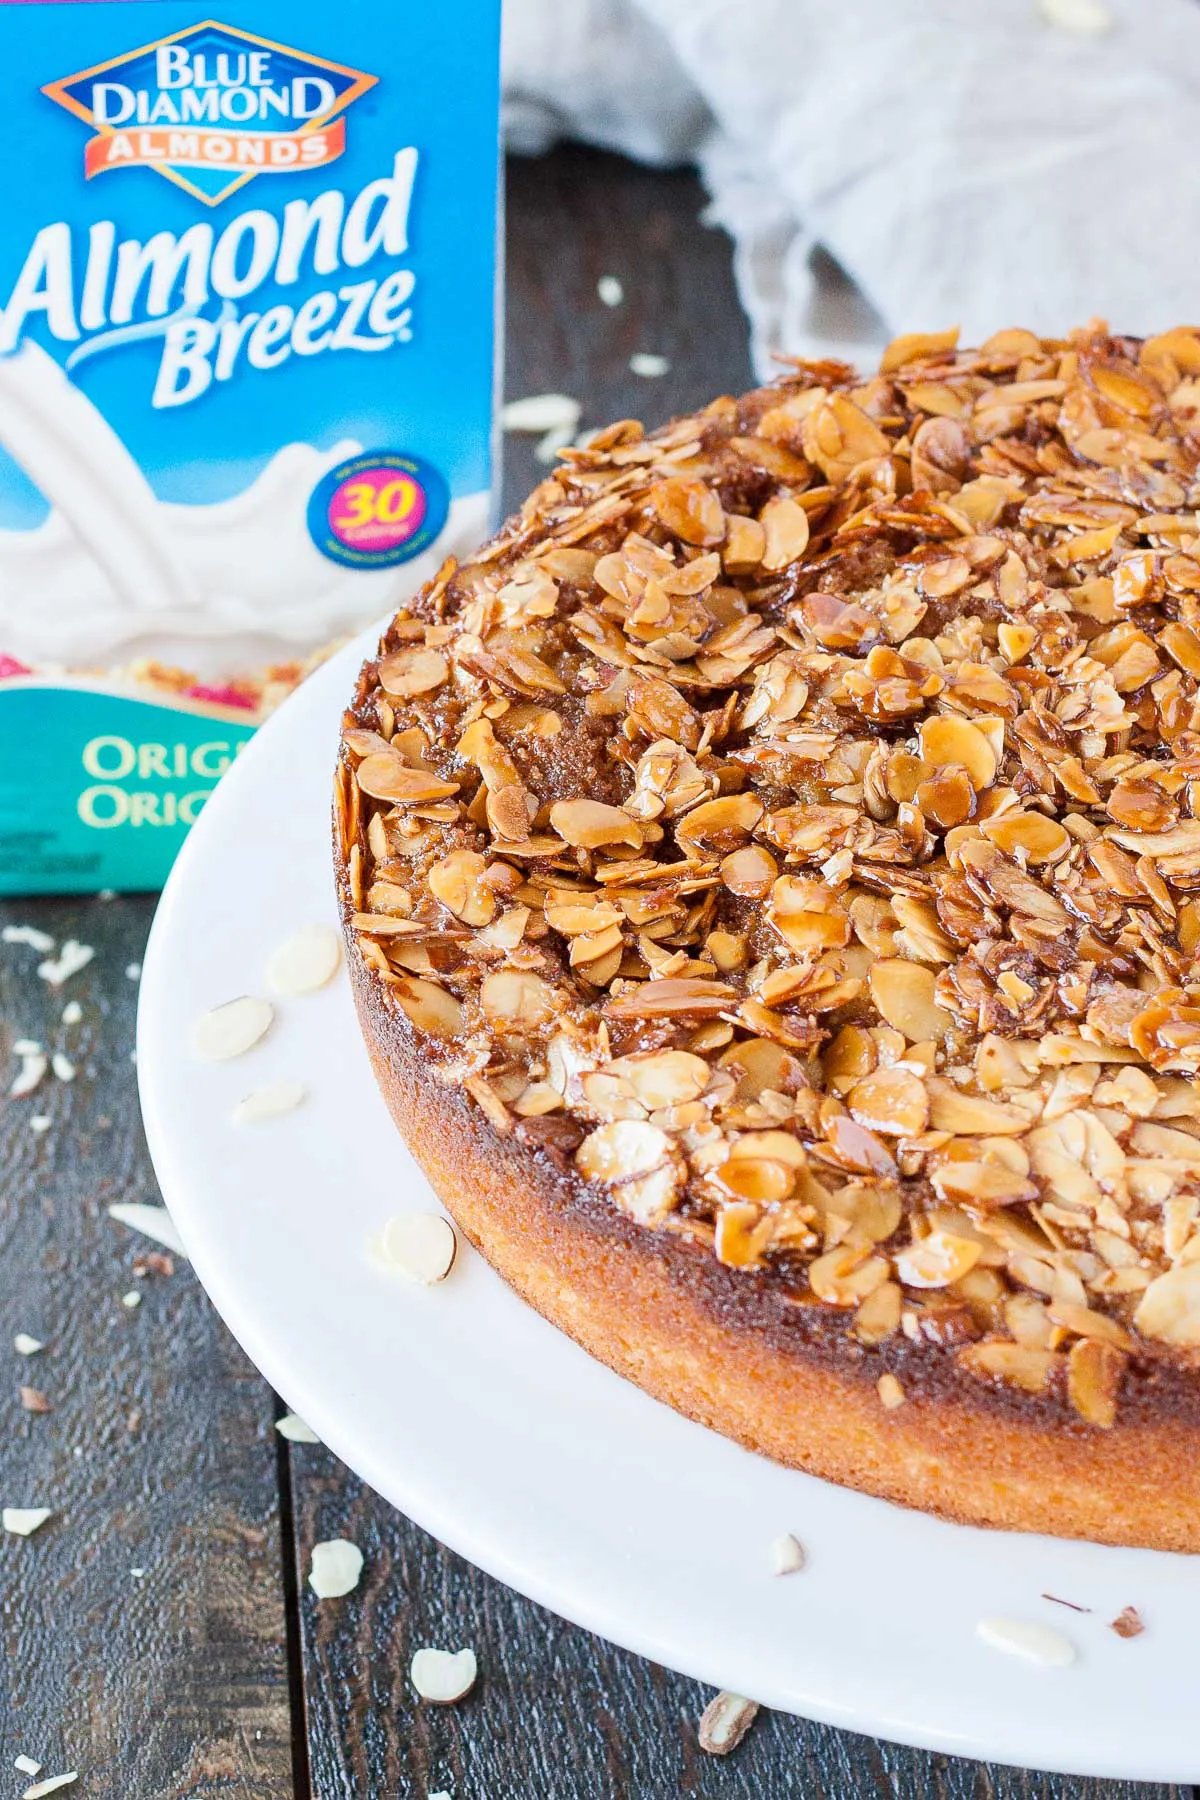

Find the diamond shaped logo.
[{"left": 42, "top": 19, "right": 377, "bottom": 206}]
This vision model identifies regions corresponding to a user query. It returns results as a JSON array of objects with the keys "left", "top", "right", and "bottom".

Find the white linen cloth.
[{"left": 502, "top": 0, "right": 1200, "bottom": 376}]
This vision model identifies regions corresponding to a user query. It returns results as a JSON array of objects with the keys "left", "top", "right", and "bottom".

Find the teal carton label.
[
  {"left": 0, "top": 0, "right": 500, "bottom": 893},
  {"left": 0, "top": 683, "right": 255, "bottom": 892}
]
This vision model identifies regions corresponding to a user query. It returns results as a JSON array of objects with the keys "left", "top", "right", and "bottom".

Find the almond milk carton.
[{"left": 0, "top": 0, "right": 501, "bottom": 890}]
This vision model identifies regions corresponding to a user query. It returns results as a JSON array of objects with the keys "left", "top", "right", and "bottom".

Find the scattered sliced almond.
[
  {"left": 410, "top": 1646, "right": 477, "bottom": 1703},
  {"left": 976, "top": 1616, "right": 1076, "bottom": 1667},
  {"left": 22, "top": 1774, "right": 77, "bottom": 1800},
  {"left": 308, "top": 1538, "right": 363, "bottom": 1598},
  {"left": 36, "top": 941, "right": 93, "bottom": 987},
  {"left": 266, "top": 923, "right": 342, "bottom": 995},
  {"left": 1040, "top": 0, "right": 1112, "bottom": 32},
  {"left": 14, "top": 1335, "right": 43, "bottom": 1357},
  {"left": 231, "top": 1080, "right": 308, "bottom": 1126},
  {"left": 3, "top": 1507, "right": 52, "bottom": 1536},
  {"left": 13, "top": 1759, "right": 41, "bottom": 1778},
  {"left": 276, "top": 1414, "right": 320, "bottom": 1444},
  {"left": 50, "top": 1053, "right": 74, "bottom": 1083},
  {"left": 698, "top": 1691, "right": 759, "bottom": 1756},
  {"left": 10, "top": 1052, "right": 46, "bottom": 1098},
  {"left": 629, "top": 352, "right": 669, "bottom": 378},
  {"left": 771, "top": 1532, "right": 806, "bottom": 1575},
  {"left": 193, "top": 995, "right": 274, "bottom": 1061},
  {"left": 3, "top": 924, "right": 55, "bottom": 953},
  {"left": 107, "top": 1204, "right": 187, "bottom": 1259},
  {"left": 1110, "top": 1606, "right": 1144, "bottom": 1639},
  {"left": 19, "top": 1387, "right": 50, "bottom": 1414},
  {"left": 500, "top": 393, "right": 581, "bottom": 434},
  {"left": 379, "top": 1212, "right": 457, "bottom": 1284},
  {"left": 597, "top": 275, "right": 623, "bottom": 307}
]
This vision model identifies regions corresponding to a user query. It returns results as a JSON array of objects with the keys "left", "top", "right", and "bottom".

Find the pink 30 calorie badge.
[{"left": 307, "top": 452, "right": 450, "bottom": 568}]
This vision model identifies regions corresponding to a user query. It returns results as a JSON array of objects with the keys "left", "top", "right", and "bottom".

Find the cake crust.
[{"left": 334, "top": 323, "right": 1200, "bottom": 1552}]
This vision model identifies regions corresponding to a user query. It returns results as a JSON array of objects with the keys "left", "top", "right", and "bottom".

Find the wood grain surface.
[
  {"left": 0, "top": 145, "right": 1192, "bottom": 1800},
  {"left": 0, "top": 896, "right": 292, "bottom": 1798}
]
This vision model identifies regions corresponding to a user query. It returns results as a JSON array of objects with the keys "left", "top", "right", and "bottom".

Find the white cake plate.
[{"left": 138, "top": 628, "right": 1199, "bottom": 1783}]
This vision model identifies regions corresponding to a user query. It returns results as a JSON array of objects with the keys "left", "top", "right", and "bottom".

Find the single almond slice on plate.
[
  {"left": 266, "top": 923, "right": 342, "bottom": 995},
  {"left": 194, "top": 996, "right": 274, "bottom": 1061},
  {"left": 380, "top": 1213, "right": 458, "bottom": 1284}
]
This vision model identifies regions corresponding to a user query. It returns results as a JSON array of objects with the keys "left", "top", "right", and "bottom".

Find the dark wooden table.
[{"left": 0, "top": 146, "right": 1190, "bottom": 1800}]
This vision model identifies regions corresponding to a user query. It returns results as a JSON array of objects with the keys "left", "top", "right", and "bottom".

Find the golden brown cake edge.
[{"left": 344, "top": 937, "right": 1200, "bottom": 1553}]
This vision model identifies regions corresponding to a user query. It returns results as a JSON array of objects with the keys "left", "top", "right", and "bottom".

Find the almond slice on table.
[
  {"left": 410, "top": 1646, "right": 477, "bottom": 1704},
  {"left": 107, "top": 1204, "right": 187, "bottom": 1259},
  {"left": 22, "top": 1774, "right": 78, "bottom": 1799},
  {"left": 276, "top": 1414, "right": 320, "bottom": 1444},
  {"left": 193, "top": 995, "right": 274, "bottom": 1061},
  {"left": 308, "top": 1539, "right": 363, "bottom": 1598},
  {"left": 698, "top": 1691, "right": 759, "bottom": 1755},
  {"left": 3, "top": 1507, "right": 52, "bottom": 1536}
]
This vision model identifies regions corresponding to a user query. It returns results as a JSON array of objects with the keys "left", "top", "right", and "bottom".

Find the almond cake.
[{"left": 334, "top": 323, "right": 1200, "bottom": 1551}]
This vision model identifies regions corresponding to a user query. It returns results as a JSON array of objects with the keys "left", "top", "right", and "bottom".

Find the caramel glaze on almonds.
[{"left": 337, "top": 322, "right": 1200, "bottom": 1445}]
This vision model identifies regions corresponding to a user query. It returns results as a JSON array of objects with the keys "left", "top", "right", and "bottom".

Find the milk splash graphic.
[
  {"left": 0, "top": 0, "right": 501, "bottom": 893},
  {"left": 0, "top": 339, "right": 487, "bottom": 674}
]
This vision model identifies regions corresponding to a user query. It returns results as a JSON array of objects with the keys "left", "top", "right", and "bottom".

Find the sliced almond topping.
[
  {"left": 480, "top": 970, "right": 556, "bottom": 1030},
  {"left": 549, "top": 799, "right": 643, "bottom": 850},
  {"left": 809, "top": 1245, "right": 890, "bottom": 1307},
  {"left": 1066, "top": 1338, "right": 1125, "bottom": 1429},
  {"left": 575, "top": 1120, "right": 681, "bottom": 1224},
  {"left": 355, "top": 754, "right": 458, "bottom": 804},
  {"left": 346, "top": 331, "right": 1200, "bottom": 1398},
  {"left": 867, "top": 961, "right": 951, "bottom": 1043},
  {"left": 392, "top": 977, "right": 466, "bottom": 1039},
  {"left": 1133, "top": 1261, "right": 1200, "bottom": 1347},
  {"left": 759, "top": 496, "right": 810, "bottom": 571},
  {"left": 895, "top": 1229, "right": 982, "bottom": 1289},
  {"left": 377, "top": 646, "right": 449, "bottom": 699},
  {"left": 959, "top": 1340, "right": 1059, "bottom": 1394},
  {"left": 918, "top": 715, "right": 998, "bottom": 791},
  {"left": 607, "top": 1050, "right": 710, "bottom": 1110},
  {"left": 428, "top": 851, "right": 497, "bottom": 927},
  {"left": 847, "top": 1067, "right": 929, "bottom": 1138}
]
